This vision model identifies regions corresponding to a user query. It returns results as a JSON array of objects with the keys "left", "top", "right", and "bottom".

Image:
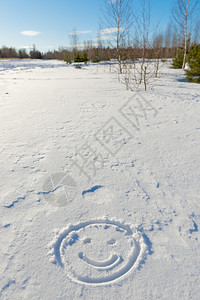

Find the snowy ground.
[{"left": 0, "top": 59, "right": 200, "bottom": 300}]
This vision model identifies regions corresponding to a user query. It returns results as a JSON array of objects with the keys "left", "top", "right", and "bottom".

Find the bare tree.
[
  {"left": 183, "top": 0, "right": 190, "bottom": 68},
  {"left": 172, "top": 0, "right": 198, "bottom": 68},
  {"left": 131, "top": 0, "right": 159, "bottom": 90},
  {"left": 101, "top": 0, "right": 133, "bottom": 74},
  {"left": 133, "top": 0, "right": 155, "bottom": 84},
  {"left": 0, "top": 46, "right": 18, "bottom": 58},
  {"left": 172, "top": 7, "right": 184, "bottom": 54},
  {"left": 172, "top": 30, "right": 178, "bottom": 50},
  {"left": 118, "top": 0, "right": 162, "bottom": 91},
  {"left": 69, "top": 28, "right": 79, "bottom": 59},
  {"left": 164, "top": 24, "right": 172, "bottom": 58},
  {"left": 153, "top": 33, "right": 163, "bottom": 77}
]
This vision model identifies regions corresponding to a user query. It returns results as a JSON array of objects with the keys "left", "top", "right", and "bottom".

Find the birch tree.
[
  {"left": 101, "top": 0, "right": 133, "bottom": 74},
  {"left": 172, "top": 0, "right": 198, "bottom": 69}
]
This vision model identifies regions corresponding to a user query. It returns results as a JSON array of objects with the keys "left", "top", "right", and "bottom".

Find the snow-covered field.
[{"left": 0, "top": 59, "right": 199, "bottom": 300}]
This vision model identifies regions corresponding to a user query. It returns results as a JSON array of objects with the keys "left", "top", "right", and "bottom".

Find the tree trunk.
[
  {"left": 177, "top": 14, "right": 181, "bottom": 55},
  {"left": 144, "top": 66, "right": 147, "bottom": 91},
  {"left": 182, "top": 0, "right": 189, "bottom": 69},
  {"left": 117, "top": 0, "right": 122, "bottom": 74}
]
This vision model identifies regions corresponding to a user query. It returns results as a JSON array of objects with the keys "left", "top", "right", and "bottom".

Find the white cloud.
[
  {"left": 20, "top": 31, "right": 41, "bottom": 36},
  {"left": 100, "top": 27, "right": 124, "bottom": 35},
  {"left": 94, "top": 35, "right": 116, "bottom": 41},
  {"left": 70, "top": 42, "right": 99, "bottom": 48},
  {"left": 69, "top": 30, "right": 92, "bottom": 35},
  {"left": 90, "top": 43, "right": 99, "bottom": 47},
  {"left": 20, "top": 45, "right": 34, "bottom": 49}
]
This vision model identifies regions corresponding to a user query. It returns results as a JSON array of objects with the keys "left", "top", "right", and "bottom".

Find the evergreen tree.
[
  {"left": 172, "top": 49, "right": 184, "bottom": 69},
  {"left": 185, "top": 44, "right": 200, "bottom": 83},
  {"left": 74, "top": 52, "right": 82, "bottom": 62},
  {"left": 82, "top": 51, "right": 88, "bottom": 64},
  {"left": 65, "top": 53, "right": 72, "bottom": 64}
]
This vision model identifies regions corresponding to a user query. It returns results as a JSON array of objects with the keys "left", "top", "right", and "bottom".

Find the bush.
[
  {"left": 74, "top": 64, "right": 82, "bottom": 69},
  {"left": 172, "top": 49, "right": 184, "bottom": 69},
  {"left": 185, "top": 44, "right": 200, "bottom": 83}
]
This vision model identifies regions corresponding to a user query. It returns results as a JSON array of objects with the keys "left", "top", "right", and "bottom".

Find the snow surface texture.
[{"left": 0, "top": 60, "right": 200, "bottom": 299}]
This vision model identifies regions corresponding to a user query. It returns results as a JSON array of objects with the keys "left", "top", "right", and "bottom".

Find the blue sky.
[{"left": 0, "top": 0, "right": 174, "bottom": 52}]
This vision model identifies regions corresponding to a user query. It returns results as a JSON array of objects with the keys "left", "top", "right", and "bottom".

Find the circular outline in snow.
[
  {"left": 48, "top": 218, "right": 148, "bottom": 285},
  {"left": 42, "top": 172, "right": 77, "bottom": 207}
]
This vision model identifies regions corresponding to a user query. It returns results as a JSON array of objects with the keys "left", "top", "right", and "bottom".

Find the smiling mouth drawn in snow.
[{"left": 48, "top": 218, "right": 148, "bottom": 285}]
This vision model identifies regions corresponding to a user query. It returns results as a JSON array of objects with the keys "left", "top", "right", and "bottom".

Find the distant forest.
[{"left": 0, "top": 44, "right": 182, "bottom": 61}]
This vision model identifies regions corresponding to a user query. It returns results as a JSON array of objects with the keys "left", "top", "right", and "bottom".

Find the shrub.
[
  {"left": 103, "top": 56, "right": 110, "bottom": 61},
  {"left": 91, "top": 56, "right": 100, "bottom": 63},
  {"left": 74, "top": 64, "right": 82, "bottom": 69}
]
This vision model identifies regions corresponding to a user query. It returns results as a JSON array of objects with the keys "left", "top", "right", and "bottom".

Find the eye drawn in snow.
[
  {"left": 40, "top": 172, "right": 77, "bottom": 207},
  {"left": 48, "top": 218, "right": 148, "bottom": 285},
  {"left": 81, "top": 185, "right": 113, "bottom": 204},
  {"left": 82, "top": 185, "right": 104, "bottom": 197}
]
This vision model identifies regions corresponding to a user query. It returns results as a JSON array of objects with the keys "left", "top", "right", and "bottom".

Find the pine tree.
[
  {"left": 82, "top": 51, "right": 88, "bottom": 64},
  {"left": 65, "top": 53, "right": 72, "bottom": 64},
  {"left": 74, "top": 52, "right": 82, "bottom": 62},
  {"left": 172, "top": 49, "right": 184, "bottom": 68},
  {"left": 185, "top": 44, "right": 200, "bottom": 83}
]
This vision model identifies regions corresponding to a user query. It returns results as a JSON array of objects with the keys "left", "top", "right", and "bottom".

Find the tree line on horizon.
[
  {"left": 0, "top": 38, "right": 196, "bottom": 62},
  {"left": 0, "top": 0, "right": 199, "bottom": 86}
]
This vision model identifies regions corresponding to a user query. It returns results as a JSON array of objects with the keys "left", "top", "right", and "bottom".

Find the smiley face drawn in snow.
[{"left": 49, "top": 219, "right": 147, "bottom": 285}]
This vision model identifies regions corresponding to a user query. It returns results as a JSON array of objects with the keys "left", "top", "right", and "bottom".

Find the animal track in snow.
[{"left": 48, "top": 218, "right": 148, "bottom": 285}]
